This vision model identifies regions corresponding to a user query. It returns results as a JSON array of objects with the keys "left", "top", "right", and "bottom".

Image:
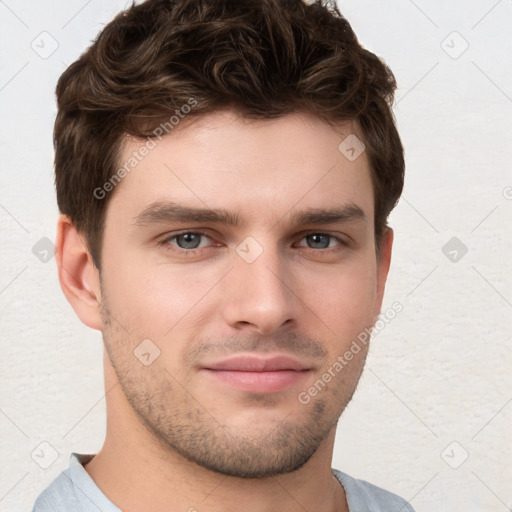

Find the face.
[{"left": 97, "top": 110, "right": 391, "bottom": 477}]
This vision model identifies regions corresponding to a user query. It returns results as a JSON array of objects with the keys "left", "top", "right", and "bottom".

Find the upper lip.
[{"left": 202, "top": 354, "right": 310, "bottom": 372}]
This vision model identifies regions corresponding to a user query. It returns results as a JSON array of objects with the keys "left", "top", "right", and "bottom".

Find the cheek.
[
  {"left": 100, "top": 233, "right": 378, "bottom": 349},
  {"left": 101, "top": 256, "right": 224, "bottom": 339},
  {"left": 299, "top": 256, "right": 377, "bottom": 340}
]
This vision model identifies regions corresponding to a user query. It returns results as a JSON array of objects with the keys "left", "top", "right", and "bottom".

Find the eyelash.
[
  {"left": 158, "top": 230, "right": 349, "bottom": 256},
  {"left": 159, "top": 230, "right": 218, "bottom": 257}
]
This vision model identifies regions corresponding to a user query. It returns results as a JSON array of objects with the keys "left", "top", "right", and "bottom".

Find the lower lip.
[{"left": 202, "top": 369, "right": 310, "bottom": 394}]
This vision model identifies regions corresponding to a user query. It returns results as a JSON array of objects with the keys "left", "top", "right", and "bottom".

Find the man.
[{"left": 32, "top": 0, "right": 411, "bottom": 510}]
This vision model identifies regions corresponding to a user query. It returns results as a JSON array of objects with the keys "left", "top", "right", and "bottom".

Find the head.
[{"left": 55, "top": 0, "right": 404, "bottom": 478}]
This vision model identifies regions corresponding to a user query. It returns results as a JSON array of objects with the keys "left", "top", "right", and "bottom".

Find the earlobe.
[
  {"left": 374, "top": 227, "right": 394, "bottom": 321},
  {"left": 55, "top": 215, "right": 103, "bottom": 331}
]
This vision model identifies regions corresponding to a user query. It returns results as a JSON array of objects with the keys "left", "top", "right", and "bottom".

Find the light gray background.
[{"left": 1, "top": 1, "right": 511, "bottom": 511}]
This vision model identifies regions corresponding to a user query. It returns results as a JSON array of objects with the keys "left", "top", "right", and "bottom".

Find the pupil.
[
  {"left": 179, "top": 233, "right": 200, "bottom": 249},
  {"left": 308, "top": 234, "right": 329, "bottom": 249}
]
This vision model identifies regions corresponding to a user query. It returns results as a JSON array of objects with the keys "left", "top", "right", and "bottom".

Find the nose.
[{"left": 220, "top": 240, "right": 301, "bottom": 336}]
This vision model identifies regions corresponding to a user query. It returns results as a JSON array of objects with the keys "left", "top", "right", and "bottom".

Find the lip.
[
  {"left": 203, "top": 354, "right": 310, "bottom": 372},
  {"left": 201, "top": 354, "right": 311, "bottom": 394}
]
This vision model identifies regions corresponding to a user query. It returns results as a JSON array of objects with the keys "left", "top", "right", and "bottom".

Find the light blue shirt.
[{"left": 31, "top": 453, "right": 415, "bottom": 511}]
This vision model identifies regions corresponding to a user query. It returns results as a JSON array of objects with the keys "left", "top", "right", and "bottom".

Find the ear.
[
  {"left": 55, "top": 215, "right": 103, "bottom": 330},
  {"left": 373, "top": 227, "right": 394, "bottom": 321}
]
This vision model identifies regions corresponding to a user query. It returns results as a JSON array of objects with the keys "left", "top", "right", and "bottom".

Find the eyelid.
[
  {"left": 298, "top": 229, "right": 350, "bottom": 243},
  {"left": 295, "top": 231, "right": 349, "bottom": 249},
  {"left": 160, "top": 230, "right": 214, "bottom": 246}
]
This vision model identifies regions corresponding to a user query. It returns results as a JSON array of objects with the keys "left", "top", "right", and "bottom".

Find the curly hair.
[{"left": 54, "top": 0, "right": 404, "bottom": 268}]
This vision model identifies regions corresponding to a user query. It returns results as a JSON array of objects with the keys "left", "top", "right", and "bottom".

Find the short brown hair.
[{"left": 54, "top": 0, "right": 404, "bottom": 268}]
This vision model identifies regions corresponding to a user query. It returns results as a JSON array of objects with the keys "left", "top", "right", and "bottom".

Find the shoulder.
[
  {"left": 31, "top": 453, "right": 118, "bottom": 512},
  {"left": 333, "top": 469, "right": 416, "bottom": 512},
  {"left": 31, "top": 468, "right": 80, "bottom": 512}
]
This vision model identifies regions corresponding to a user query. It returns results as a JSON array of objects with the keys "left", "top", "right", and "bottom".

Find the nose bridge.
[{"left": 221, "top": 236, "right": 299, "bottom": 334}]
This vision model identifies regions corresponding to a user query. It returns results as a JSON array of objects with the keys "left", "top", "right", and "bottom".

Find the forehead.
[{"left": 107, "top": 110, "right": 374, "bottom": 228}]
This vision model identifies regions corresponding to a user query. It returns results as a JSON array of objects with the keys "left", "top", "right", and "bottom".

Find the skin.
[{"left": 56, "top": 110, "right": 393, "bottom": 512}]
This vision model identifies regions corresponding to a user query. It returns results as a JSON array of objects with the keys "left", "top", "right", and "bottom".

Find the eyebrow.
[
  {"left": 288, "top": 205, "right": 366, "bottom": 226},
  {"left": 134, "top": 202, "right": 245, "bottom": 227},
  {"left": 133, "top": 201, "right": 367, "bottom": 228}
]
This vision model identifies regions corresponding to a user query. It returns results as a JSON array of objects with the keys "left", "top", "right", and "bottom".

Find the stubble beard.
[{"left": 99, "top": 297, "right": 366, "bottom": 478}]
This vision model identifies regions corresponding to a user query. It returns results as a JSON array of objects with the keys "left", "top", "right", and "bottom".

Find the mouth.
[{"left": 200, "top": 354, "right": 311, "bottom": 394}]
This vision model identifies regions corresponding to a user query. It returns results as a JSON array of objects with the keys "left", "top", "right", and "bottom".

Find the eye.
[
  {"left": 157, "top": 230, "right": 348, "bottom": 257},
  {"left": 160, "top": 231, "right": 214, "bottom": 252},
  {"left": 296, "top": 233, "right": 347, "bottom": 251}
]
